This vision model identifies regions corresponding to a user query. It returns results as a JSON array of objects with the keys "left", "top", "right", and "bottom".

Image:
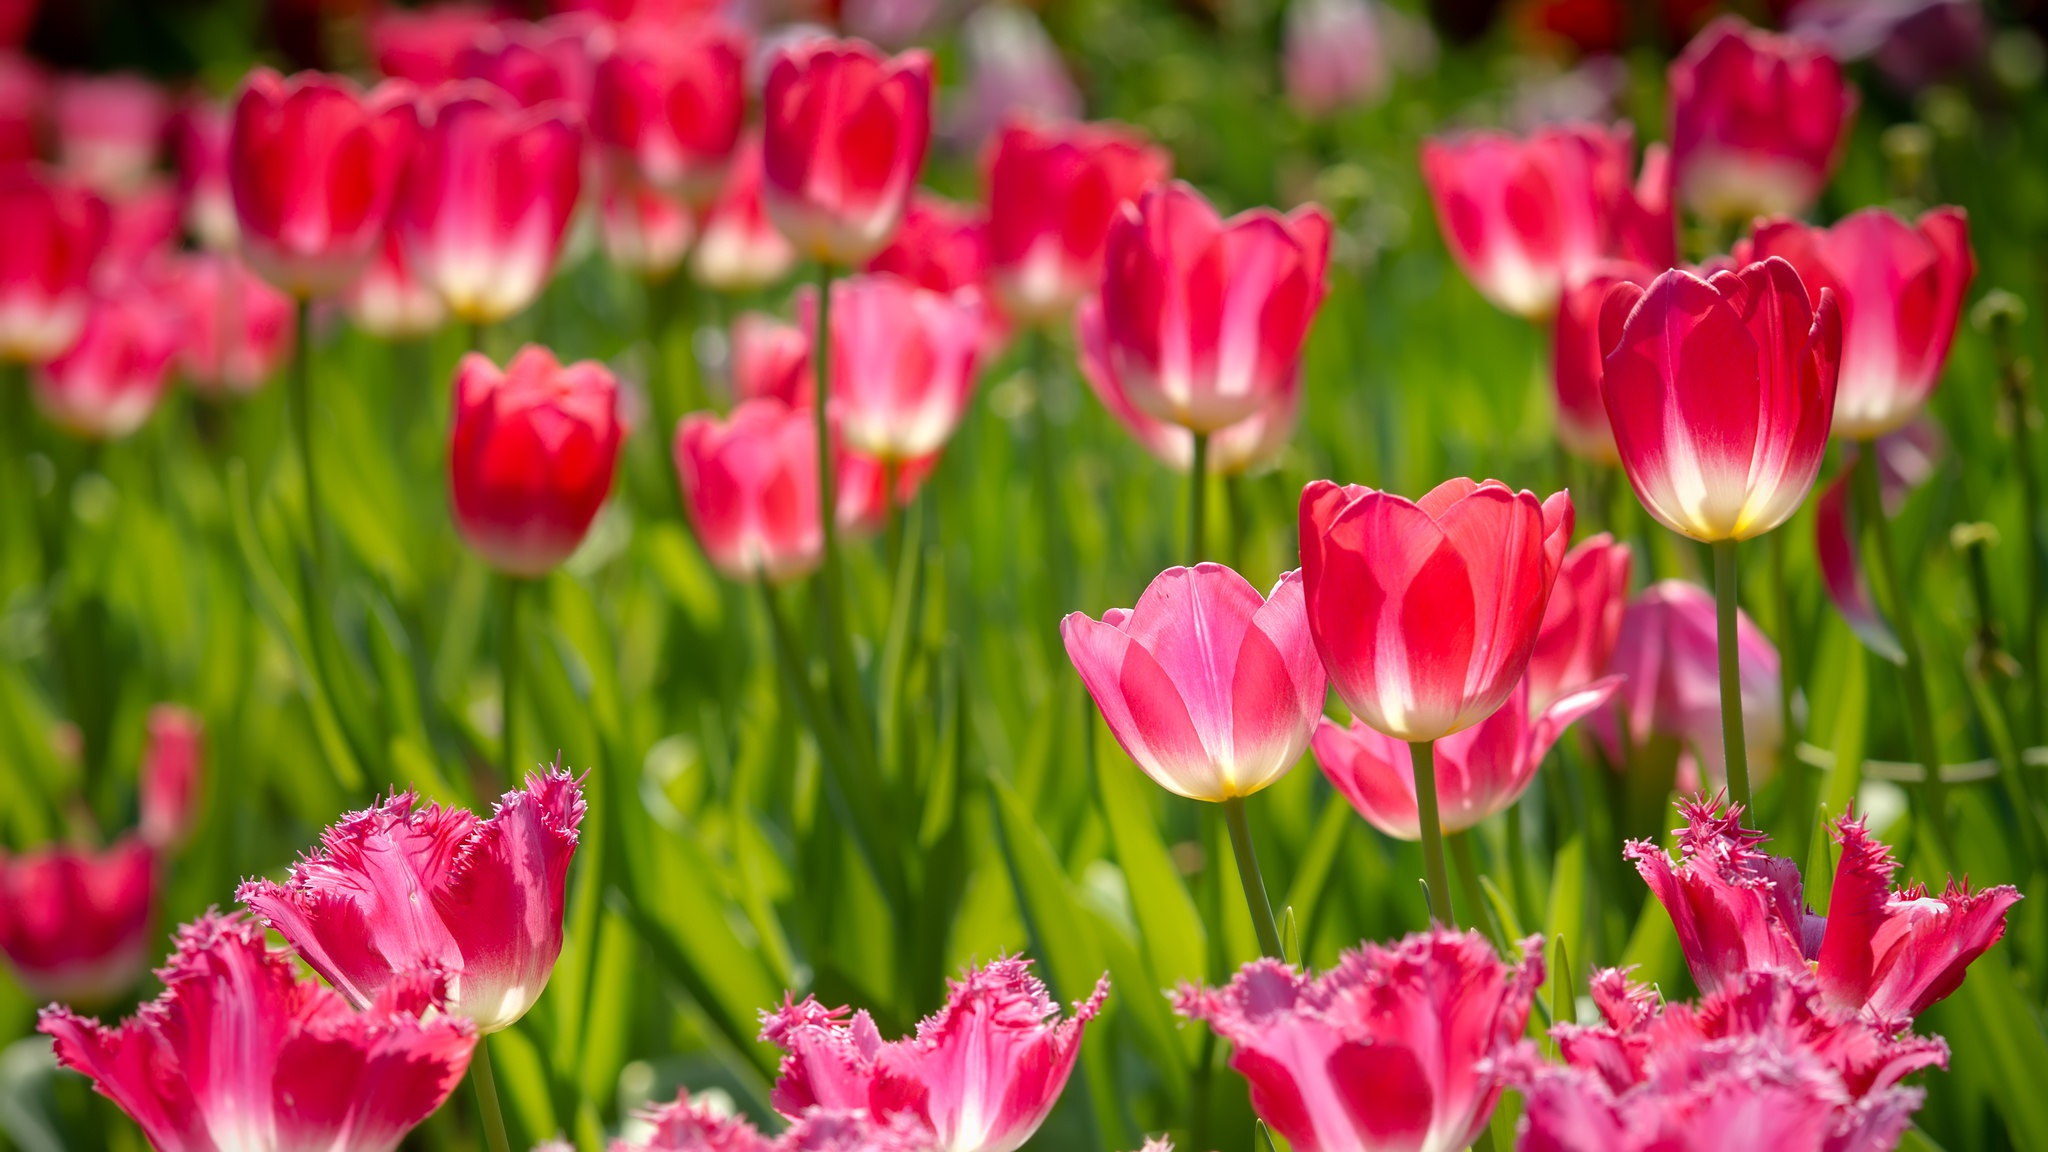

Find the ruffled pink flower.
[
  {"left": 52, "top": 73, "right": 168, "bottom": 197},
  {"left": 345, "top": 227, "right": 449, "bottom": 339},
  {"left": 41, "top": 912, "right": 476, "bottom": 1152},
  {"left": 161, "top": 252, "right": 296, "bottom": 395},
  {"left": 0, "top": 836, "right": 155, "bottom": 1006},
  {"left": 1669, "top": 17, "right": 1857, "bottom": 222},
  {"left": 172, "top": 97, "right": 237, "bottom": 250},
  {"left": 1550, "top": 259, "right": 1657, "bottom": 463},
  {"left": 1063, "top": 564, "right": 1326, "bottom": 802},
  {"left": 0, "top": 165, "right": 109, "bottom": 363},
  {"left": 140, "top": 704, "right": 204, "bottom": 851},
  {"left": 1527, "top": 532, "right": 1631, "bottom": 714},
  {"left": 760, "top": 956, "right": 1107, "bottom": 1152},
  {"left": 32, "top": 284, "right": 181, "bottom": 440},
  {"left": 731, "top": 311, "right": 812, "bottom": 407},
  {"left": 1421, "top": 122, "right": 1672, "bottom": 320},
  {"left": 1100, "top": 181, "right": 1330, "bottom": 433},
  {"left": 1316, "top": 674, "right": 1620, "bottom": 839},
  {"left": 598, "top": 163, "right": 694, "bottom": 281},
  {"left": 590, "top": 21, "right": 748, "bottom": 204},
  {"left": 370, "top": 2, "right": 499, "bottom": 87},
  {"left": 614, "top": 1090, "right": 779, "bottom": 1151},
  {"left": 801, "top": 272, "right": 984, "bottom": 461},
  {"left": 238, "top": 770, "right": 587, "bottom": 1033},
  {"left": 1299, "top": 477, "right": 1573, "bottom": 742},
  {"left": 1175, "top": 928, "right": 1542, "bottom": 1152},
  {"left": 691, "top": 130, "right": 797, "bottom": 291}
]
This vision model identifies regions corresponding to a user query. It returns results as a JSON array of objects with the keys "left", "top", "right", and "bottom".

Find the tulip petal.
[{"left": 1061, "top": 611, "right": 1215, "bottom": 800}]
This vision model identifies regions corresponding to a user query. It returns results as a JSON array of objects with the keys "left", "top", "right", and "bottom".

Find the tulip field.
[{"left": 7, "top": 0, "right": 2048, "bottom": 1149}]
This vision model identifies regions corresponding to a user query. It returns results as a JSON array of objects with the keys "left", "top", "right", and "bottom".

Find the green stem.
[
  {"left": 1224, "top": 472, "right": 1248, "bottom": 573},
  {"left": 469, "top": 1033, "right": 513, "bottom": 1152},
  {"left": 813, "top": 262, "right": 839, "bottom": 581},
  {"left": 289, "top": 296, "right": 324, "bottom": 572},
  {"left": 469, "top": 320, "right": 488, "bottom": 357},
  {"left": 1711, "top": 539, "right": 1752, "bottom": 818},
  {"left": 1189, "top": 432, "right": 1209, "bottom": 564},
  {"left": 1220, "top": 795, "right": 1284, "bottom": 959},
  {"left": 882, "top": 456, "right": 900, "bottom": 575},
  {"left": 500, "top": 576, "right": 522, "bottom": 783},
  {"left": 1409, "top": 740, "right": 1456, "bottom": 927}
]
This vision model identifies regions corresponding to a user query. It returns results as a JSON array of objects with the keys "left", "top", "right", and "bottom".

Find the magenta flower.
[
  {"left": 1549, "top": 259, "right": 1657, "bottom": 464},
  {"left": 238, "top": 770, "right": 586, "bottom": 1033},
  {"left": 0, "top": 836, "right": 155, "bottom": 1006},
  {"left": 32, "top": 283, "right": 182, "bottom": 441},
  {"left": 802, "top": 272, "right": 985, "bottom": 462},
  {"left": 1174, "top": 928, "right": 1543, "bottom": 1152},
  {"left": 1669, "top": 17, "right": 1855, "bottom": 223},
  {"left": 1526, "top": 533, "right": 1631, "bottom": 714},
  {"left": 731, "top": 312, "right": 812, "bottom": 408},
  {"left": 40, "top": 912, "right": 476, "bottom": 1152},
  {"left": 140, "top": 704, "right": 204, "bottom": 851}
]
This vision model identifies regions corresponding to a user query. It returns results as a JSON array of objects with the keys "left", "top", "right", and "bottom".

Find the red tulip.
[
  {"left": 1317, "top": 674, "right": 1618, "bottom": 839},
  {"left": 1283, "top": 0, "right": 1390, "bottom": 118},
  {"left": 691, "top": 130, "right": 797, "bottom": 291},
  {"left": 370, "top": 2, "right": 499, "bottom": 87},
  {"left": 1175, "top": 929, "right": 1541, "bottom": 1152},
  {"left": 1299, "top": 477, "right": 1573, "bottom": 742},
  {"left": 1420, "top": 122, "right": 1672, "bottom": 321},
  {"left": 32, "top": 286, "right": 181, "bottom": 439},
  {"left": 1527, "top": 533, "right": 1631, "bottom": 713},
  {"left": 760, "top": 37, "right": 933, "bottom": 266},
  {"left": 239, "top": 770, "right": 586, "bottom": 1033},
  {"left": 162, "top": 253, "right": 296, "bottom": 395},
  {"left": 172, "top": 97, "right": 237, "bottom": 250},
  {"left": 731, "top": 311, "right": 812, "bottom": 407},
  {"left": 140, "top": 704, "right": 204, "bottom": 851},
  {"left": 458, "top": 14, "right": 605, "bottom": 113},
  {"left": 673, "top": 398, "right": 829, "bottom": 582},
  {"left": 983, "top": 118, "right": 1170, "bottom": 326},
  {"left": 802, "top": 272, "right": 983, "bottom": 461},
  {"left": 41, "top": 912, "right": 476, "bottom": 1152},
  {"left": 0, "top": 166, "right": 109, "bottom": 363},
  {"left": 590, "top": 21, "right": 748, "bottom": 204},
  {"left": 345, "top": 227, "right": 450, "bottom": 338},
  {"left": 1742, "top": 207, "right": 1973, "bottom": 441},
  {"left": 866, "top": 193, "right": 991, "bottom": 296},
  {"left": 762, "top": 957, "right": 1107, "bottom": 1152},
  {"left": 447, "top": 346, "right": 622, "bottom": 576},
  {"left": 0, "top": 836, "right": 155, "bottom": 1005},
  {"left": 397, "top": 83, "right": 583, "bottom": 324},
  {"left": 52, "top": 73, "right": 168, "bottom": 197},
  {"left": 0, "top": 51, "right": 46, "bottom": 166},
  {"left": 598, "top": 162, "right": 694, "bottom": 280},
  {"left": 229, "top": 68, "right": 419, "bottom": 297},
  {"left": 1551, "top": 259, "right": 1656, "bottom": 463},
  {"left": 1601, "top": 258, "right": 1841, "bottom": 543},
  {"left": 1062, "top": 564, "right": 1327, "bottom": 803},
  {"left": 1670, "top": 17, "right": 1856, "bottom": 222}
]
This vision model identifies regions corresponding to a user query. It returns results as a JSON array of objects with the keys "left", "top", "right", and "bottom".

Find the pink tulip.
[
  {"left": 692, "top": 130, "right": 797, "bottom": 291},
  {"left": 41, "top": 912, "right": 476, "bottom": 1152},
  {"left": 673, "top": 398, "right": 828, "bottom": 582},
  {"left": 866, "top": 194, "right": 991, "bottom": 297},
  {"left": 447, "top": 346, "right": 622, "bottom": 577},
  {"left": 162, "top": 252, "right": 296, "bottom": 395},
  {"left": 983, "top": 118, "right": 1171, "bottom": 326},
  {"left": 229, "top": 69, "right": 419, "bottom": 297},
  {"left": 1669, "top": 17, "right": 1856, "bottom": 222},
  {"left": 52, "top": 73, "right": 168, "bottom": 197},
  {"left": 1175, "top": 929, "right": 1542, "bottom": 1152},
  {"left": 599, "top": 163, "right": 694, "bottom": 280},
  {"left": 345, "top": 227, "right": 450, "bottom": 338},
  {"left": 0, "top": 52, "right": 44, "bottom": 166},
  {"left": 458, "top": 14, "right": 605, "bottom": 113},
  {"left": 731, "top": 311, "right": 812, "bottom": 407},
  {"left": 1742, "top": 207, "right": 1974, "bottom": 441},
  {"left": 397, "top": 83, "right": 583, "bottom": 324},
  {"left": 1284, "top": 0, "right": 1390, "bottom": 118},
  {"left": 370, "top": 2, "right": 499, "bottom": 87},
  {"left": 762, "top": 956, "right": 1108, "bottom": 1152},
  {"left": 1062, "top": 564, "right": 1326, "bottom": 802},
  {"left": 1316, "top": 674, "right": 1620, "bottom": 839},
  {"left": 1299, "top": 477, "right": 1573, "bottom": 742},
  {"left": 760, "top": 38, "right": 932, "bottom": 266},
  {"left": 801, "top": 272, "right": 983, "bottom": 461},
  {"left": 0, "top": 836, "right": 155, "bottom": 1006},
  {"left": 32, "top": 285, "right": 181, "bottom": 440},
  {"left": 1420, "top": 122, "right": 1672, "bottom": 321},
  {"left": 239, "top": 770, "right": 586, "bottom": 1033},
  {"left": 1550, "top": 259, "right": 1656, "bottom": 463},
  {"left": 1527, "top": 533, "right": 1631, "bottom": 713},
  {"left": 1601, "top": 258, "right": 1841, "bottom": 543},
  {"left": 590, "top": 21, "right": 748, "bottom": 204},
  {"left": 1077, "top": 295, "right": 1300, "bottom": 477},
  {"left": 172, "top": 97, "right": 237, "bottom": 250},
  {"left": 96, "top": 179, "right": 184, "bottom": 289},
  {"left": 836, "top": 449, "right": 936, "bottom": 539},
  {"left": 0, "top": 166, "right": 108, "bottom": 363},
  {"left": 140, "top": 704, "right": 204, "bottom": 851}
]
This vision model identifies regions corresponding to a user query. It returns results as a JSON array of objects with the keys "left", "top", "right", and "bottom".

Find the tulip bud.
[{"left": 140, "top": 704, "right": 204, "bottom": 850}]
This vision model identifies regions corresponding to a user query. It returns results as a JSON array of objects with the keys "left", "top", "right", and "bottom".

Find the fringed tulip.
[
  {"left": 802, "top": 272, "right": 983, "bottom": 461},
  {"left": 731, "top": 311, "right": 812, "bottom": 407},
  {"left": 1299, "top": 477, "right": 1572, "bottom": 742},
  {"left": 163, "top": 252, "right": 296, "bottom": 395},
  {"left": 1601, "top": 258, "right": 1841, "bottom": 543},
  {"left": 140, "top": 704, "right": 204, "bottom": 851},
  {"left": 346, "top": 227, "right": 449, "bottom": 339},
  {"left": 760, "top": 38, "right": 933, "bottom": 266},
  {"left": 52, "top": 73, "right": 168, "bottom": 197},
  {"left": 984, "top": 119, "right": 1170, "bottom": 326},
  {"left": 590, "top": 22, "right": 748, "bottom": 204},
  {"left": 230, "top": 69, "right": 419, "bottom": 297},
  {"left": 1100, "top": 182, "right": 1330, "bottom": 432},
  {"left": 32, "top": 286, "right": 181, "bottom": 439},
  {"left": 1421, "top": 122, "right": 1672, "bottom": 320},
  {"left": 446, "top": 346, "right": 622, "bottom": 577},
  {"left": 0, "top": 836, "right": 155, "bottom": 1005},
  {"left": 692, "top": 131, "right": 797, "bottom": 291},
  {"left": 1284, "top": 0, "right": 1390, "bottom": 118},
  {"left": 1062, "top": 564, "right": 1326, "bottom": 802},
  {"left": 0, "top": 52, "right": 44, "bottom": 166},
  {"left": 239, "top": 770, "right": 586, "bottom": 1033},
  {"left": 173, "top": 97, "right": 237, "bottom": 250},
  {"left": 599, "top": 164, "right": 694, "bottom": 281},
  {"left": 370, "top": 2, "right": 498, "bottom": 87},
  {"left": 1743, "top": 207, "right": 1974, "bottom": 441},
  {"left": 1317, "top": 674, "right": 1620, "bottom": 839},
  {"left": 618, "top": 1092, "right": 778, "bottom": 1151},
  {"left": 1551, "top": 259, "right": 1656, "bottom": 463},
  {"left": 398, "top": 84, "right": 583, "bottom": 325},
  {"left": 1669, "top": 17, "right": 1856, "bottom": 222},
  {"left": 866, "top": 194, "right": 991, "bottom": 296},
  {"left": 1527, "top": 533, "right": 1631, "bottom": 712},
  {"left": 0, "top": 166, "right": 108, "bottom": 363},
  {"left": 41, "top": 912, "right": 476, "bottom": 1152},
  {"left": 458, "top": 15, "right": 605, "bottom": 113},
  {"left": 761, "top": 956, "right": 1108, "bottom": 1152},
  {"left": 1174, "top": 929, "right": 1542, "bottom": 1152}
]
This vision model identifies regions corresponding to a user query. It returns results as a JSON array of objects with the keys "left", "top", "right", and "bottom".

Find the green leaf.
[
  {"left": 1951, "top": 937, "right": 2048, "bottom": 1147},
  {"left": 488, "top": 1026, "right": 557, "bottom": 1147},
  {"left": 1280, "top": 795, "right": 1353, "bottom": 952},
  {"left": 1092, "top": 712, "right": 1207, "bottom": 1024}
]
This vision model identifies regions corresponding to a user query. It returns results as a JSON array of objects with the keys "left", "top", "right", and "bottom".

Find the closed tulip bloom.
[
  {"left": 1527, "top": 533, "right": 1631, "bottom": 712},
  {"left": 866, "top": 194, "right": 991, "bottom": 296},
  {"left": 761, "top": 38, "right": 933, "bottom": 266},
  {"left": 802, "top": 272, "right": 983, "bottom": 461},
  {"left": 1175, "top": 929, "right": 1543, "bottom": 1152},
  {"left": 1317, "top": 674, "right": 1620, "bottom": 839},
  {"left": 984, "top": 118, "right": 1171, "bottom": 326},
  {"left": 397, "top": 84, "right": 583, "bottom": 324},
  {"left": 52, "top": 73, "right": 168, "bottom": 197},
  {"left": 1421, "top": 123, "right": 1673, "bottom": 321},
  {"left": 370, "top": 2, "right": 499, "bottom": 87},
  {"left": 674, "top": 398, "right": 828, "bottom": 582},
  {"left": 1551, "top": 260, "right": 1656, "bottom": 463},
  {"left": 458, "top": 15, "right": 604, "bottom": 113},
  {"left": 0, "top": 52, "right": 45, "bottom": 166},
  {"left": 1299, "top": 477, "right": 1573, "bottom": 743},
  {"left": 0, "top": 836, "right": 155, "bottom": 1006},
  {"left": 1100, "top": 182, "right": 1331, "bottom": 433},
  {"left": 447, "top": 346, "right": 622, "bottom": 577},
  {"left": 591, "top": 22, "right": 748, "bottom": 205},
  {"left": 172, "top": 97, "right": 237, "bottom": 250},
  {"left": 345, "top": 227, "right": 450, "bottom": 338},
  {"left": 1670, "top": 17, "right": 1856, "bottom": 222},
  {"left": 0, "top": 166, "right": 108, "bottom": 363},
  {"left": 239, "top": 770, "right": 586, "bottom": 1033},
  {"left": 1744, "top": 207, "right": 1974, "bottom": 441},
  {"left": 1061, "top": 564, "right": 1326, "bottom": 802},
  {"left": 692, "top": 130, "right": 797, "bottom": 291},
  {"left": 599, "top": 163, "right": 694, "bottom": 280},
  {"left": 163, "top": 252, "right": 296, "bottom": 395},
  {"left": 41, "top": 912, "right": 477, "bottom": 1152},
  {"left": 731, "top": 311, "right": 812, "bottom": 407},
  {"left": 140, "top": 704, "right": 204, "bottom": 851},
  {"left": 1284, "top": 0, "right": 1389, "bottom": 118},
  {"left": 229, "top": 69, "right": 419, "bottom": 297},
  {"left": 32, "top": 286, "right": 181, "bottom": 439},
  {"left": 1601, "top": 258, "right": 1841, "bottom": 543}
]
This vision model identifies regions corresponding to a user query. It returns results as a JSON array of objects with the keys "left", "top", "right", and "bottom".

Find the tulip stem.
[
  {"left": 500, "top": 576, "right": 522, "bottom": 784},
  {"left": 882, "top": 456, "right": 900, "bottom": 572},
  {"left": 469, "top": 1034, "right": 513, "bottom": 1152},
  {"left": 1189, "top": 432, "right": 1209, "bottom": 563},
  {"left": 1220, "top": 795, "right": 1284, "bottom": 958},
  {"left": 1408, "top": 740, "right": 1456, "bottom": 927},
  {"left": 1711, "top": 539, "right": 1752, "bottom": 819}
]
